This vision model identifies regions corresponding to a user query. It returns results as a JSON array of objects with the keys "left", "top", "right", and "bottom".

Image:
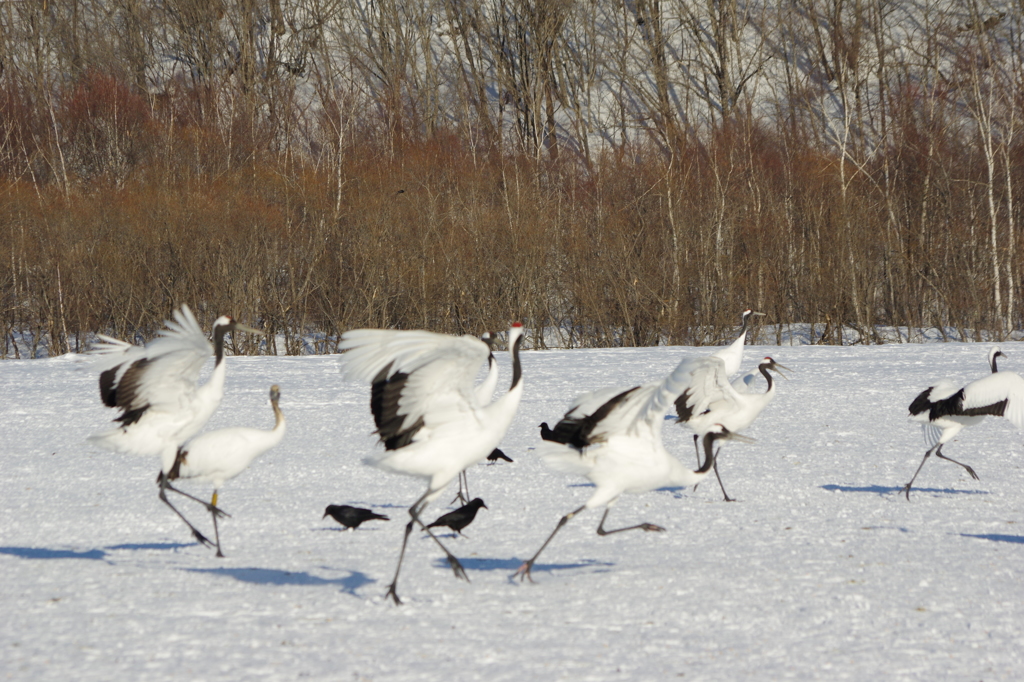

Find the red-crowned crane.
[
  {"left": 519, "top": 363, "right": 753, "bottom": 583},
  {"left": 902, "top": 347, "right": 1022, "bottom": 499},
  {"left": 88, "top": 305, "right": 261, "bottom": 547},
  {"left": 340, "top": 323, "right": 525, "bottom": 605},
  {"left": 674, "top": 356, "right": 790, "bottom": 501},
  {"left": 164, "top": 384, "right": 286, "bottom": 557}
]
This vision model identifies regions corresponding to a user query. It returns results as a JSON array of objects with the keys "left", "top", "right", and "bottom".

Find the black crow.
[
  {"left": 426, "top": 498, "right": 488, "bottom": 536},
  {"left": 487, "top": 448, "right": 513, "bottom": 463},
  {"left": 324, "top": 504, "right": 390, "bottom": 530}
]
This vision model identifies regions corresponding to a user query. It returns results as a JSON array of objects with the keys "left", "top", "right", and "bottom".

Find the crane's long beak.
[
  {"left": 772, "top": 361, "right": 793, "bottom": 378},
  {"left": 722, "top": 430, "right": 756, "bottom": 445},
  {"left": 233, "top": 322, "right": 264, "bottom": 335}
]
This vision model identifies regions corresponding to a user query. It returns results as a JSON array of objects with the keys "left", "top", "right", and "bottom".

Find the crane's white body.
[
  {"left": 677, "top": 356, "right": 783, "bottom": 437},
  {"left": 175, "top": 400, "right": 286, "bottom": 491},
  {"left": 542, "top": 432, "right": 707, "bottom": 508},
  {"left": 911, "top": 372, "right": 1024, "bottom": 441},
  {"left": 88, "top": 306, "right": 232, "bottom": 474},
  {"left": 340, "top": 326, "right": 524, "bottom": 501}
]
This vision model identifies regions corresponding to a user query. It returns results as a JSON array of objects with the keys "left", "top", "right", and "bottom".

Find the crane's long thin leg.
[
  {"left": 411, "top": 502, "right": 467, "bottom": 581},
  {"left": 513, "top": 505, "right": 587, "bottom": 583},
  {"left": 901, "top": 445, "right": 938, "bottom": 500},
  {"left": 385, "top": 518, "right": 416, "bottom": 606},
  {"left": 211, "top": 490, "right": 224, "bottom": 558},
  {"left": 691, "top": 435, "right": 705, "bottom": 492},
  {"left": 157, "top": 473, "right": 230, "bottom": 519},
  {"left": 451, "top": 470, "right": 469, "bottom": 505},
  {"left": 385, "top": 490, "right": 468, "bottom": 606},
  {"left": 595, "top": 508, "right": 665, "bottom": 535},
  {"left": 157, "top": 476, "right": 214, "bottom": 548},
  {"left": 934, "top": 446, "right": 979, "bottom": 481},
  {"left": 712, "top": 453, "right": 734, "bottom": 502}
]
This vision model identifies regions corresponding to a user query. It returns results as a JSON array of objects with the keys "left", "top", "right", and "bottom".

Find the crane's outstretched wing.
[
  {"left": 667, "top": 356, "right": 739, "bottom": 424},
  {"left": 544, "top": 354, "right": 748, "bottom": 449},
  {"left": 539, "top": 386, "right": 639, "bottom": 449},
  {"left": 908, "top": 379, "right": 960, "bottom": 446},
  {"left": 340, "top": 329, "right": 490, "bottom": 446},
  {"left": 90, "top": 305, "right": 213, "bottom": 422},
  {"left": 955, "top": 372, "right": 1024, "bottom": 430}
]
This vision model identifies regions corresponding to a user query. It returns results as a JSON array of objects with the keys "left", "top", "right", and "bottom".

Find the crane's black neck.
[
  {"left": 991, "top": 354, "right": 1000, "bottom": 373},
  {"left": 758, "top": 363, "right": 775, "bottom": 392},
  {"left": 214, "top": 324, "right": 230, "bottom": 365},
  {"left": 699, "top": 433, "right": 721, "bottom": 474},
  {"left": 510, "top": 335, "right": 523, "bottom": 389}
]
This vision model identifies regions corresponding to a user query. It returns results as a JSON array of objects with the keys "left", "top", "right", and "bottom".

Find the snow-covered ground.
[{"left": 2, "top": 342, "right": 1023, "bottom": 680}]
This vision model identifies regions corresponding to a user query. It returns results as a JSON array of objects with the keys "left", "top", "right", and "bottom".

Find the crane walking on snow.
[
  {"left": 902, "top": 347, "right": 1023, "bottom": 499},
  {"left": 165, "top": 384, "right": 287, "bottom": 557},
  {"left": 340, "top": 324, "right": 525, "bottom": 605},
  {"left": 88, "top": 305, "right": 261, "bottom": 547},
  {"left": 520, "top": 356, "right": 754, "bottom": 583},
  {"left": 669, "top": 307, "right": 761, "bottom": 470},
  {"left": 674, "top": 356, "right": 790, "bottom": 501}
]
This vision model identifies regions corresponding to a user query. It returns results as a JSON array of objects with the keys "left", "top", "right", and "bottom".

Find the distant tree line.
[{"left": 1, "top": 0, "right": 1022, "bottom": 356}]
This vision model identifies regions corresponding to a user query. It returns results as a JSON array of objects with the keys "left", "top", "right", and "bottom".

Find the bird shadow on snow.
[
  {"left": 0, "top": 542, "right": 207, "bottom": 563},
  {"left": 184, "top": 566, "right": 375, "bottom": 596},
  {"left": 820, "top": 484, "right": 989, "bottom": 497},
  {"left": 432, "top": 556, "right": 614, "bottom": 576},
  {"left": 106, "top": 542, "right": 195, "bottom": 551},
  {"left": 960, "top": 533, "right": 1024, "bottom": 545},
  {"left": 0, "top": 546, "right": 110, "bottom": 561},
  {"left": 311, "top": 526, "right": 388, "bottom": 533}
]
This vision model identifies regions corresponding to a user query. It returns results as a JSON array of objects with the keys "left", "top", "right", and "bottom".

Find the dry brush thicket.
[{"left": 1, "top": 0, "right": 1023, "bottom": 356}]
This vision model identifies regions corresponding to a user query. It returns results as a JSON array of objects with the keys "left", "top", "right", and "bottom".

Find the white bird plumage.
[
  {"left": 167, "top": 385, "right": 286, "bottom": 556},
  {"left": 517, "top": 361, "right": 753, "bottom": 583},
  {"left": 711, "top": 309, "right": 765, "bottom": 377},
  {"left": 474, "top": 332, "right": 501, "bottom": 404},
  {"left": 903, "top": 347, "right": 1024, "bottom": 499},
  {"left": 87, "top": 304, "right": 261, "bottom": 547},
  {"left": 658, "top": 308, "right": 763, "bottom": 464},
  {"left": 452, "top": 331, "right": 502, "bottom": 504},
  {"left": 673, "top": 356, "right": 790, "bottom": 500},
  {"left": 339, "top": 323, "right": 525, "bottom": 604}
]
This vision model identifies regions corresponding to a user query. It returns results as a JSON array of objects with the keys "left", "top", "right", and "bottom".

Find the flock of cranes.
[{"left": 86, "top": 306, "right": 1024, "bottom": 604}]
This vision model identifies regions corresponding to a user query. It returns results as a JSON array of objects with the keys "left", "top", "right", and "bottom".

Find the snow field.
[{"left": 2, "top": 342, "right": 1023, "bottom": 680}]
